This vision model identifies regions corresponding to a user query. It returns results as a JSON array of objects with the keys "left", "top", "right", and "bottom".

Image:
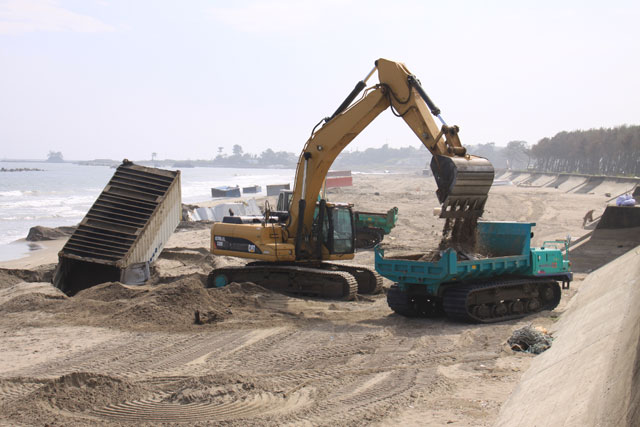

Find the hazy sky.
[{"left": 1, "top": 0, "right": 639, "bottom": 161}]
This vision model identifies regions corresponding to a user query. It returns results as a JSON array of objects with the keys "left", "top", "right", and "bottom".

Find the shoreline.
[{"left": 0, "top": 238, "right": 66, "bottom": 269}]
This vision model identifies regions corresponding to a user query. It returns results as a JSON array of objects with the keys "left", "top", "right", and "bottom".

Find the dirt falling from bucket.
[{"left": 438, "top": 217, "right": 478, "bottom": 254}]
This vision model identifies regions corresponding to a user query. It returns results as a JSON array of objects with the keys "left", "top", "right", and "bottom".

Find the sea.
[{"left": 0, "top": 161, "right": 295, "bottom": 262}]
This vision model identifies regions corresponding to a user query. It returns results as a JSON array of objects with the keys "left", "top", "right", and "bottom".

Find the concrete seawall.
[
  {"left": 497, "top": 171, "right": 639, "bottom": 196},
  {"left": 495, "top": 245, "right": 640, "bottom": 426}
]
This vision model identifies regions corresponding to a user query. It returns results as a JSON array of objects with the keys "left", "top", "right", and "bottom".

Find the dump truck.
[
  {"left": 353, "top": 207, "right": 398, "bottom": 249},
  {"left": 375, "top": 221, "right": 572, "bottom": 323}
]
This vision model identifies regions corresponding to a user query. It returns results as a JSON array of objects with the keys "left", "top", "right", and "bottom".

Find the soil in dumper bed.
[{"left": 438, "top": 217, "right": 480, "bottom": 254}]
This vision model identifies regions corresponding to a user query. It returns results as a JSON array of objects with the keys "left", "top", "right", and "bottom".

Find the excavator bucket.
[{"left": 431, "top": 155, "right": 494, "bottom": 219}]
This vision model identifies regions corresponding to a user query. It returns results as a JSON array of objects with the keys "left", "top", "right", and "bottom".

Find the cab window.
[{"left": 331, "top": 208, "right": 353, "bottom": 254}]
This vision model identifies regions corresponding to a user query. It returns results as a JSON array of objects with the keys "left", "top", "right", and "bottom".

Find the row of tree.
[
  {"left": 69, "top": 124, "right": 640, "bottom": 175},
  {"left": 464, "top": 141, "right": 531, "bottom": 170},
  {"left": 209, "top": 145, "right": 297, "bottom": 168},
  {"left": 529, "top": 125, "right": 640, "bottom": 176},
  {"left": 332, "top": 144, "right": 430, "bottom": 169},
  {"left": 208, "top": 144, "right": 432, "bottom": 170},
  {"left": 200, "top": 125, "right": 640, "bottom": 176}
]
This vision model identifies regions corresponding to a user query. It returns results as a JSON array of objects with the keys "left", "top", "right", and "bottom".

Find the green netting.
[{"left": 508, "top": 325, "right": 553, "bottom": 354}]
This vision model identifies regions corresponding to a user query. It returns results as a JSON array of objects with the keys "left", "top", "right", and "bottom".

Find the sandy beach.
[{"left": 0, "top": 172, "right": 635, "bottom": 426}]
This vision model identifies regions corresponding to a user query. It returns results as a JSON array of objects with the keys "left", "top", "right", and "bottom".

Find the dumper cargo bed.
[
  {"left": 375, "top": 222, "right": 535, "bottom": 287},
  {"left": 376, "top": 248, "right": 531, "bottom": 287}
]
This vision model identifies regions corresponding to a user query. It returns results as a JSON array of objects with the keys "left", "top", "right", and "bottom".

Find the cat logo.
[{"left": 248, "top": 244, "right": 256, "bottom": 253}]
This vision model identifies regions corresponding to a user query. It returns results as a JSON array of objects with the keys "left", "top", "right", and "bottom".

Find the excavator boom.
[{"left": 288, "top": 58, "right": 494, "bottom": 252}]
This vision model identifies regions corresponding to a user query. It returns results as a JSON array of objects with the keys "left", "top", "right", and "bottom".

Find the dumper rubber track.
[
  {"left": 442, "top": 278, "right": 561, "bottom": 323},
  {"left": 387, "top": 284, "right": 444, "bottom": 318},
  {"left": 244, "top": 261, "right": 383, "bottom": 295},
  {"left": 206, "top": 264, "right": 358, "bottom": 300}
]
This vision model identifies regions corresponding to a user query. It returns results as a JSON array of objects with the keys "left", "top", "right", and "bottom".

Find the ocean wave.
[
  {"left": 0, "top": 195, "right": 95, "bottom": 209},
  {"left": 0, "top": 190, "right": 27, "bottom": 197}
]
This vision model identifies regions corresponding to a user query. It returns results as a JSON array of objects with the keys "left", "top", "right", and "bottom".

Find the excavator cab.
[{"left": 312, "top": 200, "right": 355, "bottom": 256}]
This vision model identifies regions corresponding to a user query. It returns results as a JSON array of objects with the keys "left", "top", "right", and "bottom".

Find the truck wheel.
[
  {"left": 526, "top": 298, "right": 540, "bottom": 312},
  {"left": 541, "top": 286, "right": 555, "bottom": 302},
  {"left": 472, "top": 304, "right": 491, "bottom": 319},
  {"left": 492, "top": 302, "right": 508, "bottom": 317},
  {"left": 509, "top": 300, "right": 524, "bottom": 314}
]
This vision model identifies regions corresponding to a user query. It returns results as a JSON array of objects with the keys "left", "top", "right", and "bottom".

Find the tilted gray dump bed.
[{"left": 54, "top": 161, "right": 181, "bottom": 295}]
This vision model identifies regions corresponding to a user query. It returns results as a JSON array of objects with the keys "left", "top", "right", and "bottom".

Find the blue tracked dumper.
[{"left": 375, "top": 221, "right": 572, "bottom": 323}]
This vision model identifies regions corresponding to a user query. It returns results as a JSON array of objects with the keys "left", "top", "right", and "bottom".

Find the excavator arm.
[{"left": 287, "top": 58, "right": 494, "bottom": 256}]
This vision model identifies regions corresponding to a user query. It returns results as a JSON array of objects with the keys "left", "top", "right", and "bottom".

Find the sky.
[{"left": 1, "top": 0, "right": 639, "bottom": 161}]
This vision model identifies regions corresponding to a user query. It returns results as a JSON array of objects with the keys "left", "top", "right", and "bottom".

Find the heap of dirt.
[
  {"left": 74, "top": 275, "right": 231, "bottom": 330},
  {"left": 0, "top": 281, "right": 67, "bottom": 309},
  {"left": 1, "top": 372, "right": 149, "bottom": 425},
  {"left": 384, "top": 216, "right": 489, "bottom": 262},
  {"left": 75, "top": 281, "right": 149, "bottom": 302},
  {"left": 212, "top": 281, "right": 279, "bottom": 302},
  {"left": 0, "top": 291, "right": 67, "bottom": 316},
  {"left": 0, "top": 264, "right": 57, "bottom": 285},
  {"left": 386, "top": 250, "right": 486, "bottom": 263},
  {"left": 0, "top": 270, "right": 25, "bottom": 289},
  {"left": 151, "top": 246, "right": 217, "bottom": 284},
  {"left": 0, "top": 274, "right": 292, "bottom": 331},
  {"left": 162, "top": 373, "right": 277, "bottom": 405}
]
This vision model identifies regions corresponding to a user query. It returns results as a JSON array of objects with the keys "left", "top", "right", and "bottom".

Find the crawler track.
[
  {"left": 388, "top": 278, "right": 561, "bottom": 323},
  {"left": 315, "top": 262, "right": 384, "bottom": 294},
  {"left": 387, "top": 284, "right": 443, "bottom": 317},
  {"left": 442, "top": 278, "right": 561, "bottom": 323},
  {"left": 207, "top": 264, "right": 358, "bottom": 300}
]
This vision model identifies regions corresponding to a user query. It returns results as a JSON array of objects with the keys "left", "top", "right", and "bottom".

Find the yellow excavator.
[{"left": 208, "top": 58, "right": 494, "bottom": 299}]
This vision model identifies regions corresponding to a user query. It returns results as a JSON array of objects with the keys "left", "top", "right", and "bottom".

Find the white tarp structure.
[{"left": 186, "top": 199, "right": 262, "bottom": 222}]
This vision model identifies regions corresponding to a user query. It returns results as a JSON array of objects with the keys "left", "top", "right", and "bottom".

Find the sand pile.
[
  {"left": 0, "top": 273, "right": 294, "bottom": 331},
  {"left": 0, "top": 270, "right": 25, "bottom": 289},
  {"left": 0, "top": 264, "right": 57, "bottom": 285},
  {"left": 73, "top": 275, "right": 231, "bottom": 330},
  {"left": 151, "top": 246, "right": 218, "bottom": 284},
  {"left": 162, "top": 373, "right": 276, "bottom": 405},
  {"left": 1, "top": 372, "right": 148, "bottom": 425},
  {"left": 0, "top": 281, "right": 67, "bottom": 309},
  {"left": 75, "top": 281, "right": 149, "bottom": 302}
]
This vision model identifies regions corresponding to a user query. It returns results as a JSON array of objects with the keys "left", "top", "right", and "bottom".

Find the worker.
[{"left": 582, "top": 210, "right": 595, "bottom": 227}]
